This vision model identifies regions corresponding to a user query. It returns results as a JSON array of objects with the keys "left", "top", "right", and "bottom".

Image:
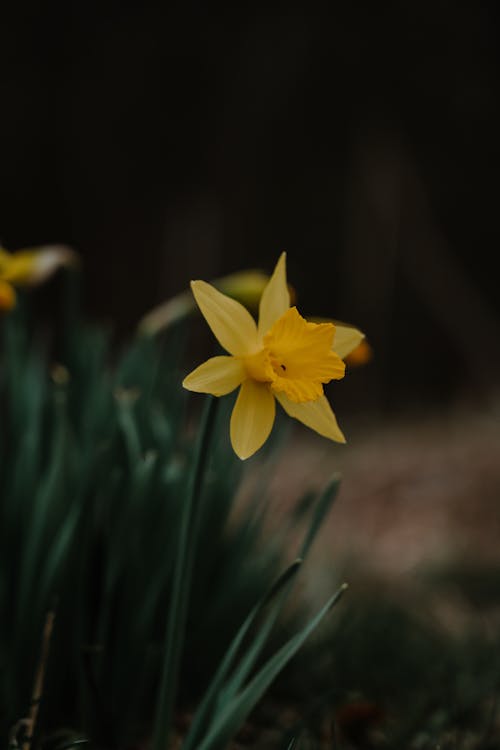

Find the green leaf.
[
  {"left": 299, "top": 474, "right": 341, "bottom": 559},
  {"left": 195, "top": 585, "right": 348, "bottom": 750},
  {"left": 183, "top": 559, "right": 303, "bottom": 750}
]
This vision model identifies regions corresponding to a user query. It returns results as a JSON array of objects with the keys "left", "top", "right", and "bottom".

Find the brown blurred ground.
[{"left": 265, "top": 398, "right": 500, "bottom": 587}]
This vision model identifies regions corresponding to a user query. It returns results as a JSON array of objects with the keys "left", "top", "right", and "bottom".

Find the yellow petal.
[
  {"left": 332, "top": 323, "right": 365, "bottom": 360},
  {"left": 0, "top": 245, "right": 78, "bottom": 286},
  {"left": 183, "top": 356, "right": 245, "bottom": 396},
  {"left": 191, "top": 280, "right": 259, "bottom": 356},
  {"left": 0, "top": 279, "right": 16, "bottom": 311},
  {"left": 258, "top": 252, "right": 290, "bottom": 336},
  {"left": 138, "top": 267, "right": 296, "bottom": 337},
  {"left": 230, "top": 379, "right": 276, "bottom": 459},
  {"left": 138, "top": 272, "right": 270, "bottom": 336},
  {"left": 275, "top": 393, "right": 346, "bottom": 443}
]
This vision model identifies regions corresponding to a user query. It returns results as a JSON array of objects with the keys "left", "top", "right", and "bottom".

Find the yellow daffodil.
[
  {"left": 0, "top": 244, "right": 78, "bottom": 311},
  {"left": 183, "top": 253, "right": 364, "bottom": 460}
]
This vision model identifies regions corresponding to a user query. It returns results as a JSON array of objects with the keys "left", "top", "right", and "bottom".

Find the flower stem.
[{"left": 152, "top": 395, "right": 218, "bottom": 750}]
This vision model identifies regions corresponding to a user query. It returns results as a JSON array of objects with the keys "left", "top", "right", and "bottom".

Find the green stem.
[{"left": 152, "top": 395, "right": 218, "bottom": 750}]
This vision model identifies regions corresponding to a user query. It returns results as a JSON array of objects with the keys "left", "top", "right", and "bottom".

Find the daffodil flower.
[
  {"left": 0, "top": 244, "right": 78, "bottom": 311},
  {"left": 183, "top": 253, "right": 364, "bottom": 460}
]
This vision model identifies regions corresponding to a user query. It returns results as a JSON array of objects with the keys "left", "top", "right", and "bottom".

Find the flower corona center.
[
  {"left": 241, "top": 348, "right": 276, "bottom": 383},
  {"left": 240, "top": 307, "right": 346, "bottom": 404}
]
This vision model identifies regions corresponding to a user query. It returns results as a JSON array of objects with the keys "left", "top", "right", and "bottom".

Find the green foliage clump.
[{"left": 0, "top": 294, "right": 343, "bottom": 750}]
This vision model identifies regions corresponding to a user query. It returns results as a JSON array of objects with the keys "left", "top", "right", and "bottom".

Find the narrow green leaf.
[
  {"left": 183, "top": 559, "right": 302, "bottom": 750},
  {"left": 196, "top": 585, "right": 348, "bottom": 750},
  {"left": 215, "top": 476, "right": 341, "bottom": 709},
  {"left": 116, "top": 397, "right": 142, "bottom": 465},
  {"left": 152, "top": 396, "right": 218, "bottom": 750},
  {"left": 299, "top": 474, "right": 341, "bottom": 559}
]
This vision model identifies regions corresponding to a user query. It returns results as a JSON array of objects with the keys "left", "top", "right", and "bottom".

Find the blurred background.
[
  {"left": 3, "top": 7, "right": 500, "bottom": 743},
  {"left": 1, "top": 2, "right": 500, "bottom": 415},
  {"left": 2, "top": 11, "right": 500, "bottom": 733}
]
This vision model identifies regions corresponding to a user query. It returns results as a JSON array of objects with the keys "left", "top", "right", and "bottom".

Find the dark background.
[{"left": 1, "top": 2, "right": 499, "bottom": 412}]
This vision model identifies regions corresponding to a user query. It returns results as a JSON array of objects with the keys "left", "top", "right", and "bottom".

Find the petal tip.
[
  {"left": 275, "top": 251, "right": 287, "bottom": 273},
  {"left": 182, "top": 370, "right": 201, "bottom": 392},
  {"left": 234, "top": 447, "right": 252, "bottom": 460}
]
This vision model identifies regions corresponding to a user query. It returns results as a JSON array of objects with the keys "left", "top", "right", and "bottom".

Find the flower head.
[
  {"left": 0, "top": 244, "right": 78, "bottom": 311},
  {"left": 183, "top": 253, "right": 364, "bottom": 460}
]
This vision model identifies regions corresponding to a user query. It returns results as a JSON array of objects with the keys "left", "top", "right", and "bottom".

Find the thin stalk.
[
  {"left": 22, "top": 607, "right": 56, "bottom": 750},
  {"left": 152, "top": 396, "right": 218, "bottom": 750}
]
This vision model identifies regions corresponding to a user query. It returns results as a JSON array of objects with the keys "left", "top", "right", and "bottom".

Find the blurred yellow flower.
[
  {"left": 344, "top": 337, "right": 373, "bottom": 367},
  {"left": 0, "top": 244, "right": 78, "bottom": 311},
  {"left": 138, "top": 269, "right": 295, "bottom": 335},
  {"left": 0, "top": 280, "right": 16, "bottom": 311},
  {"left": 183, "top": 253, "right": 364, "bottom": 460}
]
